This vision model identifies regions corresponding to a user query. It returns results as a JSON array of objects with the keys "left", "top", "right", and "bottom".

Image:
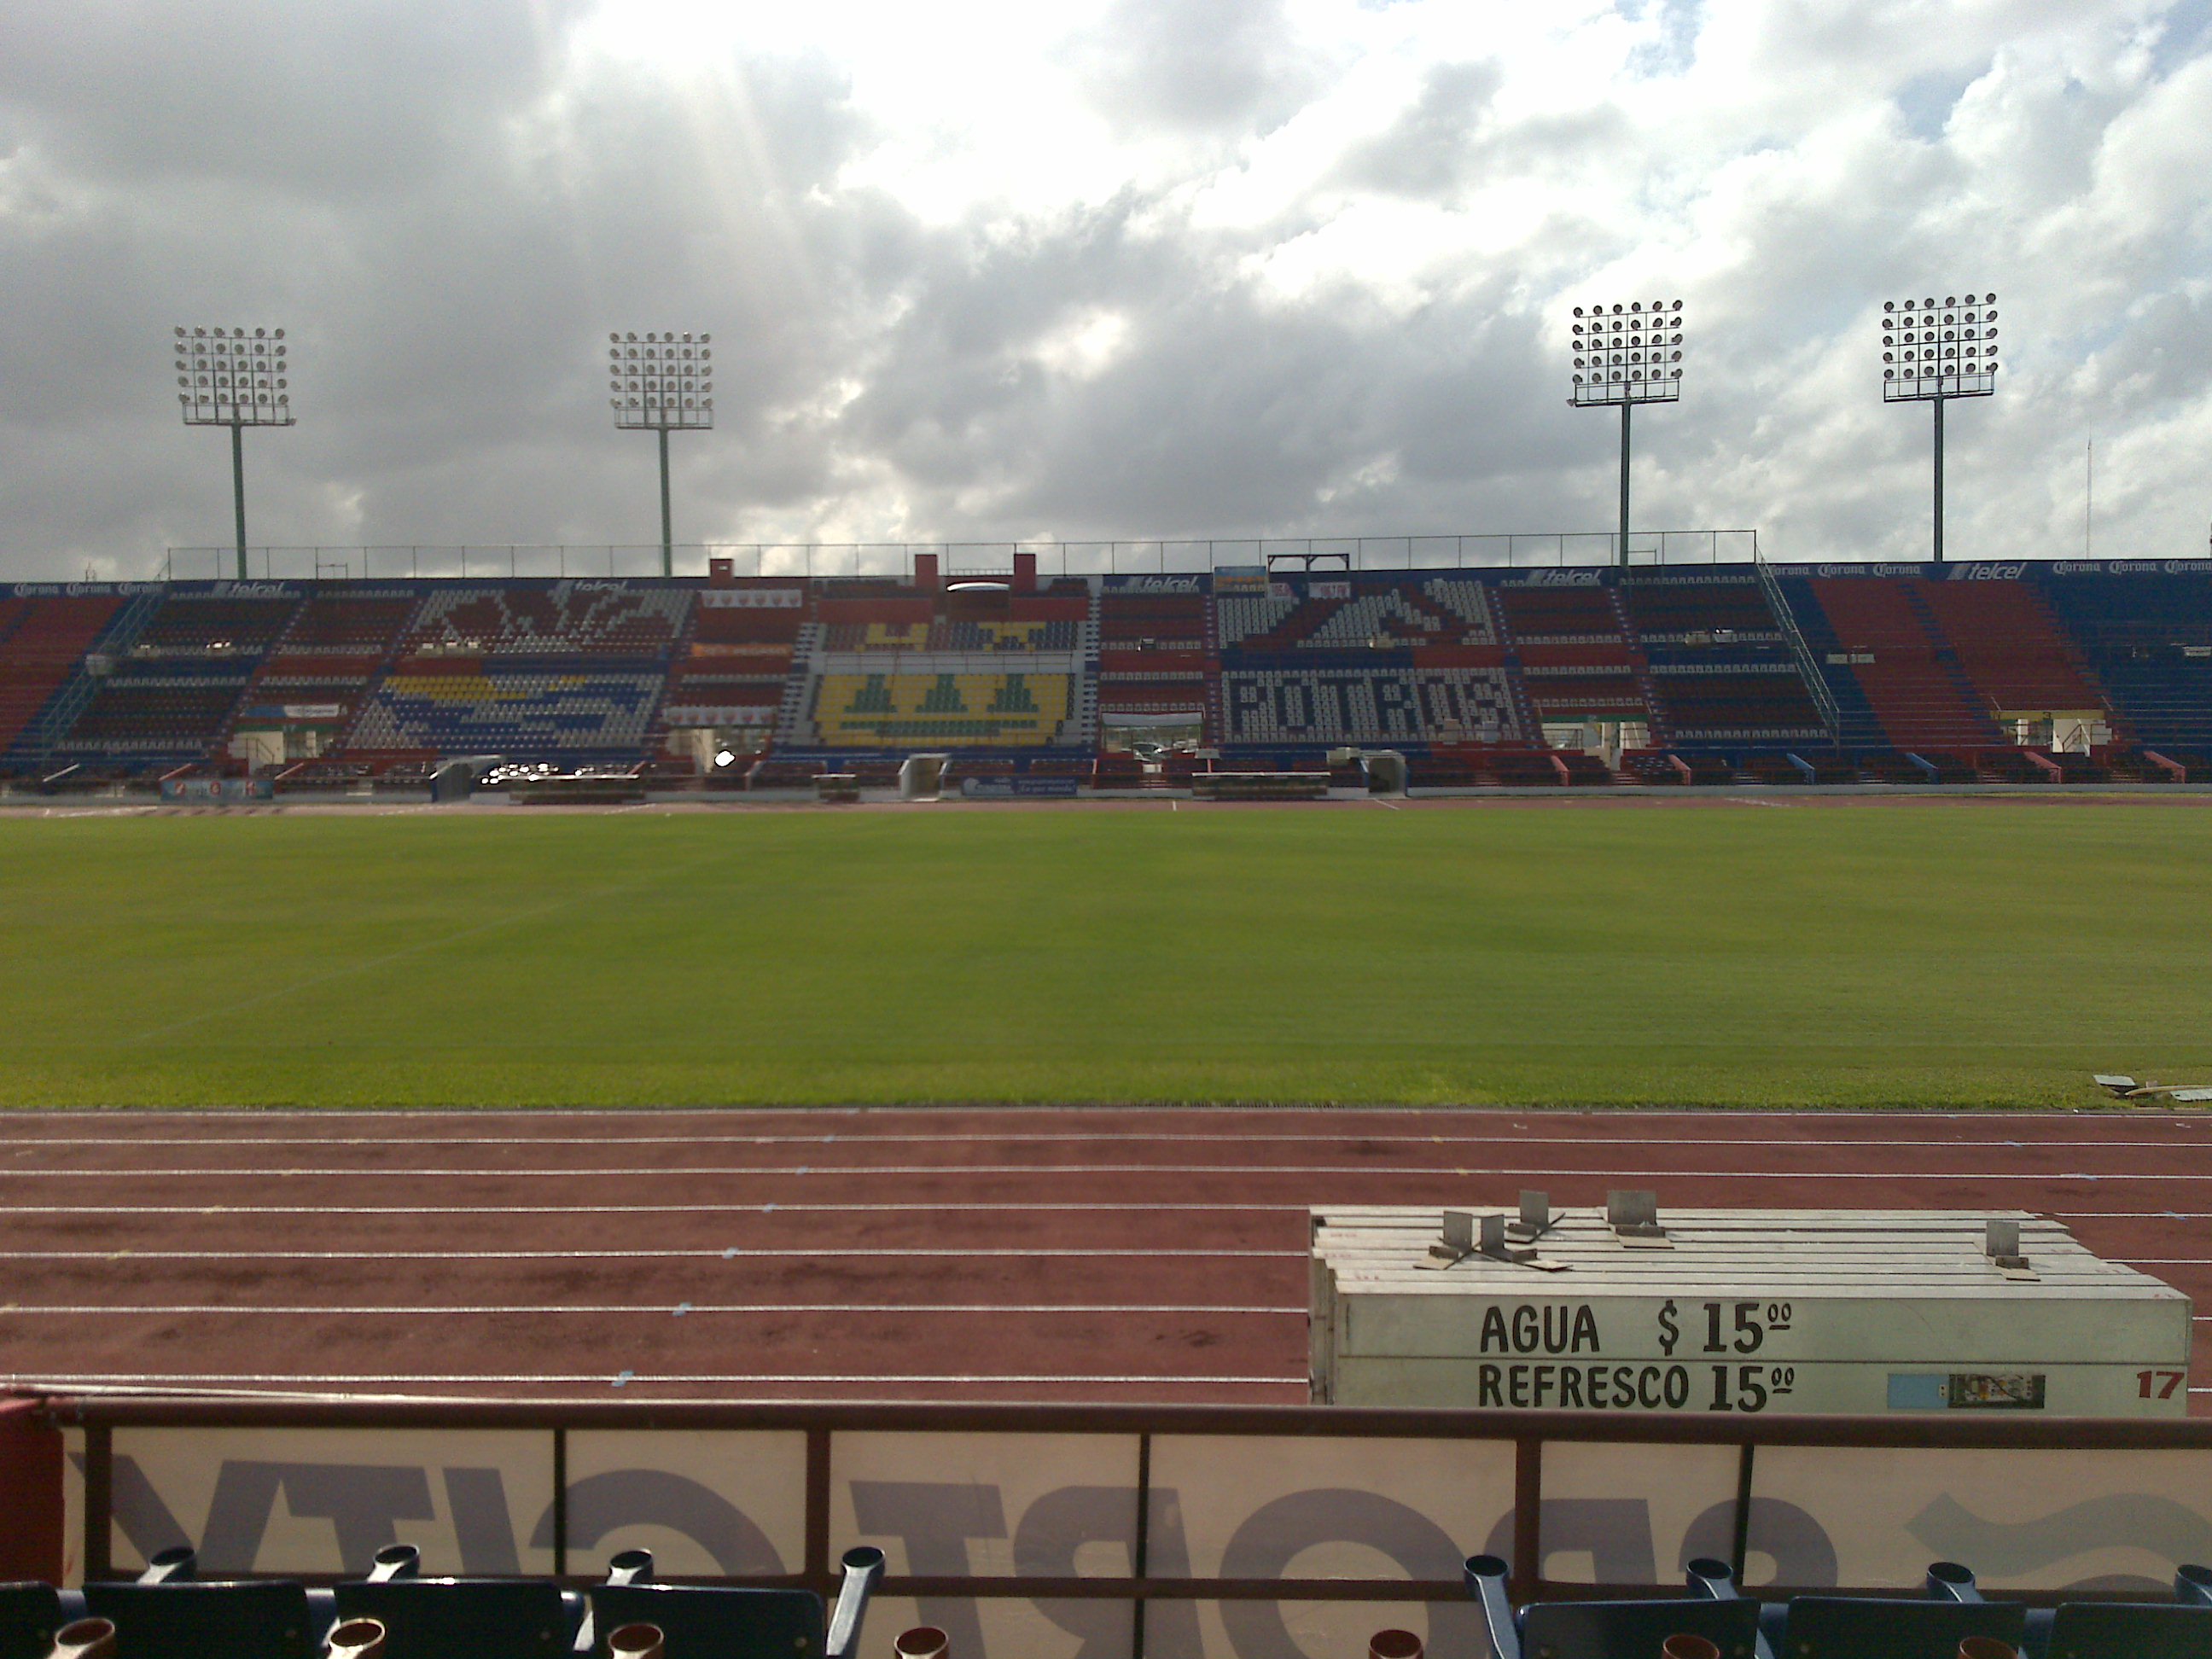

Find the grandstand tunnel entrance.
[
  {"left": 899, "top": 754, "right": 949, "bottom": 800},
  {"left": 1362, "top": 751, "right": 1407, "bottom": 795}
]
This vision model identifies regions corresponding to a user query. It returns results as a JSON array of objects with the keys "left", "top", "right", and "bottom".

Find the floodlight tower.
[
  {"left": 172, "top": 325, "right": 294, "bottom": 580},
  {"left": 1881, "top": 292, "right": 1998, "bottom": 564},
  {"left": 1569, "top": 298, "right": 1685, "bottom": 568},
  {"left": 609, "top": 331, "right": 713, "bottom": 577}
]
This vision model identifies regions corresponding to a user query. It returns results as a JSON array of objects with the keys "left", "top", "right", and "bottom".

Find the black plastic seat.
[
  {"left": 584, "top": 1545, "right": 882, "bottom": 1659},
  {"left": 1465, "top": 1554, "right": 1767, "bottom": 1659},
  {"left": 1778, "top": 1598, "right": 2026, "bottom": 1659},
  {"left": 2043, "top": 1564, "right": 2212, "bottom": 1659},
  {"left": 1778, "top": 1562, "right": 2024, "bottom": 1659},
  {"left": 79, "top": 1545, "right": 314, "bottom": 1659},
  {"left": 2045, "top": 1601, "right": 2212, "bottom": 1659},
  {"left": 333, "top": 1579, "right": 576, "bottom": 1659},
  {"left": 81, "top": 1580, "right": 315, "bottom": 1659},
  {"left": 0, "top": 1582, "right": 63, "bottom": 1659},
  {"left": 587, "top": 1583, "right": 821, "bottom": 1659}
]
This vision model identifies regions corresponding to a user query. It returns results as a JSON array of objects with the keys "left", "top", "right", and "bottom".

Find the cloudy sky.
[{"left": 2, "top": 0, "right": 2209, "bottom": 580}]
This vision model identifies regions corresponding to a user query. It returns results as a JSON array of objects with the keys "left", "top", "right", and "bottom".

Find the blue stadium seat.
[
  {"left": 0, "top": 1582, "right": 62, "bottom": 1659},
  {"left": 1775, "top": 1561, "right": 2024, "bottom": 1659},
  {"left": 331, "top": 1542, "right": 577, "bottom": 1659},
  {"left": 82, "top": 1547, "right": 316, "bottom": 1659},
  {"left": 1464, "top": 1553, "right": 1768, "bottom": 1659},
  {"left": 583, "top": 1545, "right": 883, "bottom": 1659}
]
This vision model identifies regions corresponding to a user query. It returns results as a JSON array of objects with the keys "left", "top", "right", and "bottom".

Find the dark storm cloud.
[{"left": 0, "top": 0, "right": 583, "bottom": 194}]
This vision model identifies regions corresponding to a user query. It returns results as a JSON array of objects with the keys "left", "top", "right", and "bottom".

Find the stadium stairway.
[
  {"left": 638, "top": 591, "right": 701, "bottom": 771},
  {"left": 772, "top": 620, "right": 826, "bottom": 746},
  {"left": 0, "top": 592, "right": 148, "bottom": 768},
  {"left": 1769, "top": 573, "right": 1887, "bottom": 753},
  {"left": 32, "top": 590, "right": 274, "bottom": 774},
  {"left": 1810, "top": 576, "right": 2002, "bottom": 754}
]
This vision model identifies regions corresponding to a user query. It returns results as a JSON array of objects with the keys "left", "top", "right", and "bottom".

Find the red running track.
[{"left": 0, "top": 1108, "right": 2204, "bottom": 1410}]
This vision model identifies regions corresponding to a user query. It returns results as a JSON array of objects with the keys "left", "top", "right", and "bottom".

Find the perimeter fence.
[{"left": 155, "top": 533, "right": 1761, "bottom": 584}]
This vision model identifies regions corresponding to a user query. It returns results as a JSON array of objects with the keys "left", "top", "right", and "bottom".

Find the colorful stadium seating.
[
  {"left": 1801, "top": 576, "right": 2002, "bottom": 753},
  {"left": 7, "top": 562, "right": 2210, "bottom": 783},
  {"left": 348, "top": 670, "right": 668, "bottom": 758},
  {"left": 1220, "top": 666, "right": 1522, "bottom": 745},
  {"left": 805, "top": 672, "right": 1077, "bottom": 747},
  {"left": 0, "top": 593, "right": 127, "bottom": 757},
  {"left": 2034, "top": 566, "right": 2212, "bottom": 759},
  {"left": 400, "top": 582, "right": 690, "bottom": 656}
]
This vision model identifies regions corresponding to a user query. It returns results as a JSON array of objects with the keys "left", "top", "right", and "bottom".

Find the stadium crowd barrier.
[{"left": 5, "top": 1397, "right": 2212, "bottom": 1659}]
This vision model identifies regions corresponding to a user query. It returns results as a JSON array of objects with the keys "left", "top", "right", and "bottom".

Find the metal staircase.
[
  {"left": 12, "top": 591, "right": 164, "bottom": 764},
  {"left": 1755, "top": 554, "right": 1841, "bottom": 744}
]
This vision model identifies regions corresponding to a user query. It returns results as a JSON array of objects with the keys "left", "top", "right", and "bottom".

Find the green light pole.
[
  {"left": 609, "top": 330, "right": 713, "bottom": 577},
  {"left": 173, "top": 325, "right": 294, "bottom": 580},
  {"left": 1881, "top": 292, "right": 2000, "bottom": 565},
  {"left": 1569, "top": 298, "right": 1685, "bottom": 568}
]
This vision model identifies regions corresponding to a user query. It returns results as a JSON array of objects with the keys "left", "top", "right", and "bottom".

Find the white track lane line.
[
  {"left": 0, "top": 1247, "right": 1303, "bottom": 1260},
  {"left": 9, "top": 1202, "right": 2212, "bottom": 1218},
  {"left": 0, "top": 1302, "right": 1301, "bottom": 1315},
  {"left": 0, "top": 1106, "right": 2192, "bottom": 1122},
  {"left": 0, "top": 1202, "right": 1306, "bottom": 1215},
  {"left": 5, "top": 1131, "right": 2206, "bottom": 1150},
  {"left": 7, "top": 1304, "right": 2199, "bottom": 1319},
  {"left": 3, "top": 1163, "right": 2208, "bottom": 1179},
  {"left": 0, "top": 1371, "right": 1296, "bottom": 1387}
]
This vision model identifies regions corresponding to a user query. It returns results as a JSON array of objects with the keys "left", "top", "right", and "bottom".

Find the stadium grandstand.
[
  {"left": 7, "top": 550, "right": 2212, "bottom": 1659},
  {"left": 5, "top": 553, "right": 2209, "bottom": 795}
]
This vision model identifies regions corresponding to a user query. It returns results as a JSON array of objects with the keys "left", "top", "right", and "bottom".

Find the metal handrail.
[
  {"left": 154, "top": 533, "right": 1767, "bottom": 584},
  {"left": 1754, "top": 550, "right": 1842, "bottom": 741}
]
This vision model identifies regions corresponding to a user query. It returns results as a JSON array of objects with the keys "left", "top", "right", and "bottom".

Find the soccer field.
[{"left": 3, "top": 802, "right": 2208, "bottom": 1109}]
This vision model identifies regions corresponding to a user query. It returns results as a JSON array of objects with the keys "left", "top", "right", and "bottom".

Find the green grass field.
[{"left": 3, "top": 803, "right": 2208, "bottom": 1109}]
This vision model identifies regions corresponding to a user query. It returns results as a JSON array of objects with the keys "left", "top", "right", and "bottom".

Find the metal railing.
[
  {"left": 39, "top": 1394, "right": 2212, "bottom": 1631},
  {"left": 155, "top": 533, "right": 1764, "bottom": 584},
  {"left": 1753, "top": 553, "right": 1841, "bottom": 739}
]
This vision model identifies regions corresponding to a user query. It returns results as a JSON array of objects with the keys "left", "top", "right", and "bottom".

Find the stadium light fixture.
[
  {"left": 1881, "top": 291, "right": 1998, "bottom": 564},
  {"left": 1568, "top": 298, "right": 1685, "bottom": 568},
  {"left": 172, "top": 324, "right": 295, "bottom": 580},
  {"left": 609, "top": 329, "right": 714, "bottom": 577}
]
